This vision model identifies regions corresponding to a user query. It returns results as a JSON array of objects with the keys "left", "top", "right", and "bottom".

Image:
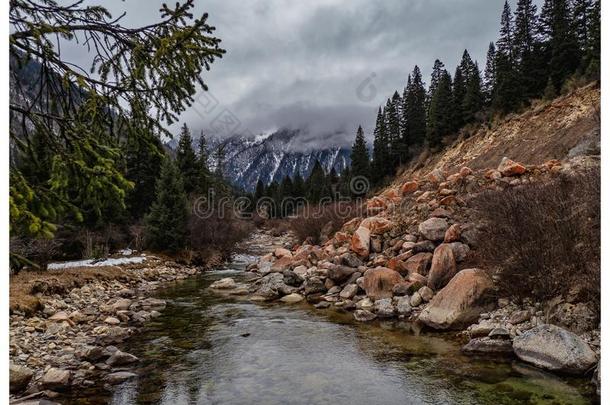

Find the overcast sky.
[{"left": 59, "top": 0, "right": 541, "bottom": 149}]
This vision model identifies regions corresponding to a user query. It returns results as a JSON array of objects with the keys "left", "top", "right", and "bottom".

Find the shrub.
[
  {"left": 472, "top": 169, "right": 600, "bottom": 307},
  {"left": 290, "top": 202, "right": 360, "bottom": 244}
]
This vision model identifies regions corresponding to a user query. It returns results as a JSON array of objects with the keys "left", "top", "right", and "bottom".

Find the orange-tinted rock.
[
  {"left": 444, "top": 224, "right": 461, "bottom": 243},
  {"left": 334, "top": 231, "right": 351, "bottom": 244},
  {"left": 362, "top": 267, "right": 404, "bottom": 300},
  {"left": 498, "top": 157, "right": 526, "bottom": 177},
  {"left": 404, "top": 252, "right": 433, "bottom": 275},
  {"left": 351, "top": 226, "right": 371, "bottom": 257},
  {"left": 271, "top": 256, "right": 294, "bottom": 272},
  {"left": 274, "top": 247, "right": 292, "bottom": 258},
  {"left": 427, "top": 244, "right": 457, "bottom": 290},
  {"left": 387, "top": 258, "right": 409, "bottom": 275},
  {"left": 426, "top": 168, "right": 446, "bottom": 183},
  {"left": 401, "top": 181, "right": 419, "bottom": 194},
  {"left": 366, "top": 196, "right": 387, "bottom": 210},
  {"left": 485, "top": 169, "right": 502, "bottom": 180},
  {"left": 360, "top": 216, "right": 394, "bottom": 235},
  {"left": 418, "top": 268, "right": 494, "bottom": 329},
  {"left": 459, "top": 166, "right": 473, "bottom": 177},
  {"left": 440, "top": 196, "right": 457, "bottom": 206}
]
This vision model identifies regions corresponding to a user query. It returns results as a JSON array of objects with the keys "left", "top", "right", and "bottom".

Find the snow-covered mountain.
[{"left": 206, "top": 129, "right": 351, "bottom": 192}]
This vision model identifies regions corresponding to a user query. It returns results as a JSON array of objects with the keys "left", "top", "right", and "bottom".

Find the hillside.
[{"left": 396, "top": 83, "right": 600, "bottom": 183}]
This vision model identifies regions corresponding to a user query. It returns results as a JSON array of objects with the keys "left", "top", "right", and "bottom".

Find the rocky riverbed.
[{"left": 9, "top": 254, "right": 207, "bottom": 401}]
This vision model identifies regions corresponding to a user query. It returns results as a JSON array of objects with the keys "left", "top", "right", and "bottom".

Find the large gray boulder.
[
  {"left": 512, "top": 324, "right": 597, "bottom": 375},
  {"left": 418, "top": 217, "right": 449, "bottom": 241},
  {"left": 10, "top": 363, "right": 33, "bottom": 393}
]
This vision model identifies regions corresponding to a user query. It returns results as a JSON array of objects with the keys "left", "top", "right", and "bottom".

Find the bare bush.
[
  {"left": 472, "top": 169, "right": 600, "bottom": 307},
  {"left": 290, "top": 202, "right": 360, "bottom": 244},
  {"left": 188, "top": 210, "right": 254, "bottom": 262},
  {"left": 10, "top": 237, "right": 62, "bottom": 270}
]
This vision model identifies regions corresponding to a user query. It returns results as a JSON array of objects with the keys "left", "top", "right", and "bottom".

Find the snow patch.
[{"left": 47, "top": 256, "right": 148, "bottom": 270}]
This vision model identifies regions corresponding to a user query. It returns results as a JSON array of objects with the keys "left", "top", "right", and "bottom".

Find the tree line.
[{"left": 350, "top": 0, "right": 600, "bottom": 186}]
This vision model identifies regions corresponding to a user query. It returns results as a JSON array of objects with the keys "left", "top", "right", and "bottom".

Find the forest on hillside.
[{"left": 8, "top": 0, "right": 600, "bottom": 268}]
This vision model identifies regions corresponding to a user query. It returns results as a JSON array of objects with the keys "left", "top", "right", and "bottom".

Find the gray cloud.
[{"left": 57, "top": 0, "right": 541, "bottom": 148}]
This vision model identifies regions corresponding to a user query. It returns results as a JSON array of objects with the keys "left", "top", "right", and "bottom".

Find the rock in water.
[
  {"left": 106, "top": 371, "right": 138, "bottom": 385},
  {"left": 418, "top": 268, "right": 494, "bottom": 330},
  {"left": 210, "top": 277, "right": 237, "bottom": 289},
  {"left": 106, "top": 350, "right": 139, "bottom": 366},
  {"left": 462, "top": 337, "right": 514, "bottom": 355},
  {"left": 512, "top": 324, "right": 597, "bottom": 374},
  {"left": 280, "top": 293, "right": 304, "bottom": 304},
  {"left": 354, "top": 310, "right": 376, "bottom": 322}
]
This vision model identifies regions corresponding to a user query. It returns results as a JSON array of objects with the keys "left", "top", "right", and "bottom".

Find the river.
[{"left": 61, "top": 238, "right": 596, "bottom": 405}]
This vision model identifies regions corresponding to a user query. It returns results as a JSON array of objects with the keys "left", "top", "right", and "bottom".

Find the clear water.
[{"left": 62, "top": 253, "right": 596, "bottom": 405}]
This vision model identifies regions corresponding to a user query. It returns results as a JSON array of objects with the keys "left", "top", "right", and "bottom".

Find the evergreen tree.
[
  {"left": 280, "top": 176, "right": 294, "bottom": 215},
  {"left": 462, "top": 62, "right": 484, "bottom": 124},
  {"left": 195, "top": 132, "right": 212, "bottom": 195},
  {"left": 493, "top": 1, "right": 521, "bottom": 113},
  {"left": 306, "top": 160, "right": 329, "bottom": 203},
  {"left": 584, "top": 0, "right": 600, "bottom": 79},
  {"left": 371, "top": 107, "right": 390, "bottom": 184},
  {"left": 453, "top": 65, "right": 466, "bottom": 130},
  {"left": 254, "top": 179, "right": 265, "bottom": 201},
  {"left": 124, "top": 130, "right": 164, "bottom": 219},
  {"left": 292, "top": 173, "right": 305, "bottom": 198},
  {"left": 144, "top": 158, "right": 189, "bottom": 252},
  {"left": 515, "top": 0, "right": 545, "bottom": 100},
  {"left": 386, "top": 92, "right": 403, "bottom": 167},
  {"left": 427, "top": 70, "right": 454, "bottom": 148},
  {"left": 483, "top": 42, "right": 497, "bottom": 105},
  {"left": 176, "top": 124, "right": 199, "bottom": 194},
  {"left": 350, "top": 125, "right": 370, "bottom": 180},
  {"left": 539, "top": 0, "right": 581, "bottom": 91},
  {"left": 403, "top": 66, "right": 427, "bottom": 146}
]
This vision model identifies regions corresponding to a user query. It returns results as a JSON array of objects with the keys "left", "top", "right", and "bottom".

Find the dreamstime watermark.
[
  {"left": 191, "top": 175, "right": 375, "bottom": 220},
  {"left": 355, "top": 71, "right": 378, "bottom": 103}
]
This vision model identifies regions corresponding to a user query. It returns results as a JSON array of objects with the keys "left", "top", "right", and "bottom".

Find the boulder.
[
  {"left": 111, "top": 298, "right": 132, "bottom": 311},
  {"left": 354, "top": 310, "right": 376, "bottom": 322},
  {"left": 443, "top": 224, "right": 461, "bottom": 243},
  {"left": 418, "top": 286, "right": 434, "bottom": 302},
  {"left": 462, "top": 338, "right": 514, "bottom": 355},
  {"left": 360, "top": 217, "right": 394, "bottom": 235},
  {"left": 404, "top": 253, "right": 433, "bottom": 275},
  {"left": 427, "top": 244, "right": 457, "bottom": 290},
  {"left": 271, "top": 256, "right": 294, "bottom": 272},
  {"left": 10, "top": 364, "right": 33, "bottom": 393},
  {"left": 274, "top": 247, "right": 292, "bottom": 258},
  {"left": 498, "top": 157, "right": 526, "bottom": 176},
  {"left": 106, "top": 371, "right": 138, "bottom": 385},
  {"left": 280, "top": 293, "right": 304, "bottom": 304},
  {"left": 426, "top": 168, "right": 445, "bottom": 183},
  {"left": 106, "top": 349, "right": 139, "bottom": 366},
  {"left": 303, "top": 277, "right": 326, "bottom": 295},
  {"left": 327, "top": 265, "right": 358, "bottom": 283},
  {"left": 419, "top": 268, "right": 494, "bottom": 330},
  {"left": 509, "top": 310, "right": 531, "bottom": 325},
  {"left": 253, "top": 272, "right": 294, "bottom": 299},
  {"left": 512, "top": 324, "right": 597, "bottom": 374},
  {"left": 40, "top": 368, "right": 71, "bottom": 390},
  {"left": 410, "top": 292, "right": 422, "bottom": 307},
  {"left": 210, "top": 277, "right": 237, "bottom": 289},
  {"left": 411, "top": 240, "right": 436, "bottom": 253},
  {"left": 339, "top": 284, "right": 359, "bottom": 299},
  {"left": 282, "top": 270, "right": 304, "bottom": 287},
  {"left": 340, "top": 253, "right": 363, "bottom": 268},
  {"left": 447, "top": 242, "right": 470, "bottom": 262},
  {"left": 362, "top": 267, "right": 403, "bottom": 300},
  {"left": 351, "top": 226, "right": 371, "bottom": 257},
  {"left": 396, "top": 296, "right": 412, "bottom": 316},
  {"left": 401, "top": 180, "right": 419, "bottom": 194},
  {"left": 374, "top": 298, "right": 395, "bottom": 318},
  {"left": 392, "top": 282, "right": 412, "bottom": 296},
  {"left": 418, "top": 217, "right": 449, "bottom": 241}
]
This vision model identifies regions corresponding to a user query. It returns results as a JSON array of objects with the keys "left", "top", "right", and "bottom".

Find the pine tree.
[
  {"left": 403, "top": 66, "right": 427, "bottom": 146},
  {"left": 292, "top": 172, "right": 305, "bottom": 198},
  {"left": 306, "top": 160, "right": 329, "bottom": 203},
  {"left": 539, "top": 0, "right": 581, "bottom": 91},
  {"left": 386, "top": 92, "right": 403, "bottom": 167},
  {"left": 350, "top": 125, "right": 370, "bottom": 181},
  {"left": 584, "top": 0, "right": 600, "bottom": 79},
  {"left": 176, "top": 124, "right": 199, "bottom": 194},
  {"left": 254, "top": 179, "right": 265, "bottom": 201},
  {"left": 515, "top": 0, "right": 544, "bottom": 100},
  {"left": 483, "top": 42, "right": 497, "bottom": 105},
  {"left": 124, "top": 130, "right": 164, "bottom": 219},
  {"left": 427, "top": 69, "right": 454, "bottom": 148},
  {"left": 195, "top": 132, "right": 212, "bottom": 195},
  {"left": 493, "top": 1, "right": 521, "bottom": 113},
  {"left": 144, "top": 158, "right": 189, "bottom": 252},
  {"left": 371, "top": 107, "right": 390, "bottom": 184},
  {"left": 462, "top": 62, "right": 484, "bottom": 124},
  {"left": 453, "top": 64, "right": 466, "bottom": 130}
]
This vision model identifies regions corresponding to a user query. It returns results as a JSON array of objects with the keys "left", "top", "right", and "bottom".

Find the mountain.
[{"left": 202, "top": 129, "right": 351, "bottom": 192}]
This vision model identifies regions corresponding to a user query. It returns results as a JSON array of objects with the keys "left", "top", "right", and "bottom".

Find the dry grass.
[
  {"left": 10, "top": 266, "right": 131, "bottom": 315},
  {"left": 290, "top": 202, "right": 360, "bottom": 244}
]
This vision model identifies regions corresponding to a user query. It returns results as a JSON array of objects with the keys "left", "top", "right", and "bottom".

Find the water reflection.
[{"left": 64, "top": 254, "right": 595, "bottom": 405}]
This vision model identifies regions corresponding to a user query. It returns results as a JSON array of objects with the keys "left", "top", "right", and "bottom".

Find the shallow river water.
[{"left": 64, "top": 248, "right": 596, "bottom": 405}]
